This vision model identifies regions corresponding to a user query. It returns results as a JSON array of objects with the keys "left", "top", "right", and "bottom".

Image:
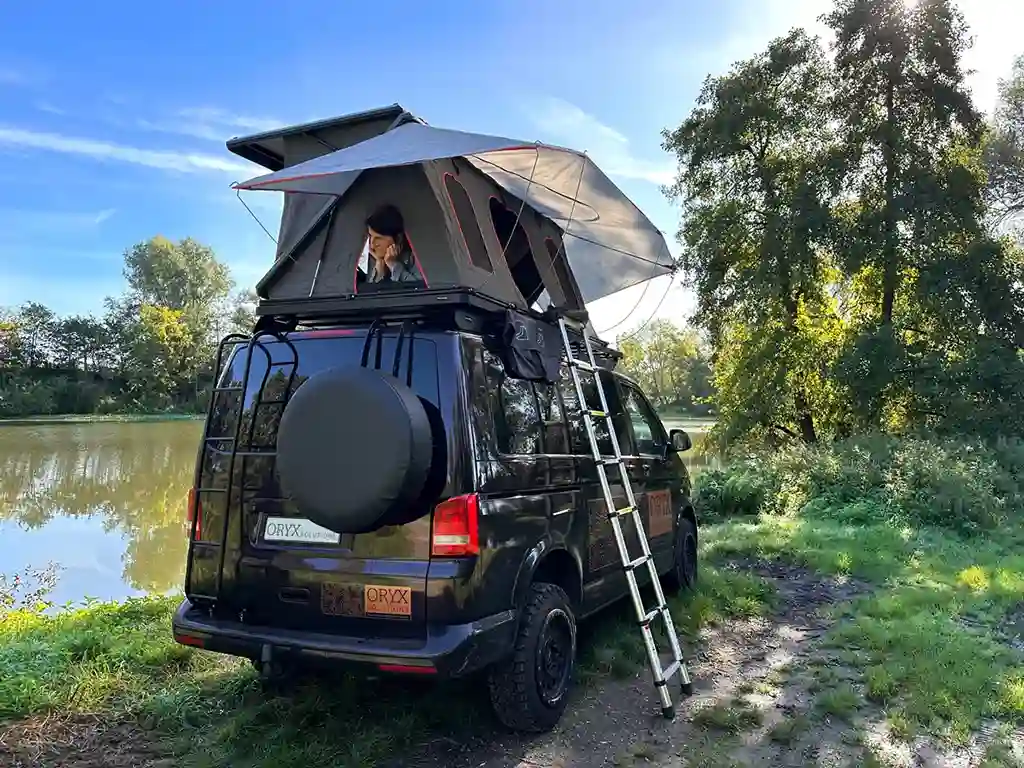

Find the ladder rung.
[
  {"left": 661, "top": 660, "right": 682, "bottom": 683},
  {"left": 212, "top": 385, "right": 244, "bottom": 393},
  {"left": 569, "top": 358, "right": 595, "bottom": 372},
  {"left": 601, "top": 458, "right": 621, "bottom": 467},
  {"left": 205, "top": 436, "right": 235, "bottom": 443},
  {"left": 626, "top": 554, "right": 651, "bottom": 571},
  {"left": 588, "top": 410, "right": 607, "bottom": 418},
  {"left": 641, "top": 605, "right": 665, "bottom": 626},
  {"left": 612, "top": 505, "right": 636, "bottom": 518}
]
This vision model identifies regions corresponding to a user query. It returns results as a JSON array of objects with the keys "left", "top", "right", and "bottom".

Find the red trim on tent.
[
  {"left": 442, "top": 172, "right": 491, "bottom": 273},
  {"left": 405, "top": 231, "right": 429, "bottom": 287}
]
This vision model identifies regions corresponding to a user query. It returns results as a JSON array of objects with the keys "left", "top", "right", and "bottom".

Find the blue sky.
[{"left": 0, "top": 0, "right": 1018, "bottom": 335}]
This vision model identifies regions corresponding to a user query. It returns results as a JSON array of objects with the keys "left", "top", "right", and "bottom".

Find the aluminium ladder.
[{"left": 555, "top": 313, "right": 694, "bottom": 719}]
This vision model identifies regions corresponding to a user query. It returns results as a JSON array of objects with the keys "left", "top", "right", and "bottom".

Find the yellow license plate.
[{"left": 364, "top": 585, "right": 412, "bottom": 618}]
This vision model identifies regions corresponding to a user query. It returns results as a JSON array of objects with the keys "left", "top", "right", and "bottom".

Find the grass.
[
  {"left": 6, "top": 431, "right": 1024, "bottom": 764},
  {"left": 691, "top": 698, "right": 763, "bottom": 734},
  {"left": 695, "top": 434, "right": 1024, "bottom": 746},
  {"left": 0, "top": 562, "right": 774, "bottom": 768}
]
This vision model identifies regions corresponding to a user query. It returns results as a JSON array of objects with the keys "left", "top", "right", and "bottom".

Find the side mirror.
[{"left": 669, "top": 429, "right": 692, "bottom": 453}]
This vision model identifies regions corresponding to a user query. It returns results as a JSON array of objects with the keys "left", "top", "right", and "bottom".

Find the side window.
[
  {"left": 558, "top": 365, "right": 612, "bottom": 456},
  {"left": 483, "top": 349, "right": 542, "bottom": 455},
  {"left": 536, "top": 382, "right": 570, "bottom": 454},
  {"left": 622, "top": 385, "right": 666, "bottom": 455},
  {"left": 444, "top": 175, "right": 493, "bottom": 272}
]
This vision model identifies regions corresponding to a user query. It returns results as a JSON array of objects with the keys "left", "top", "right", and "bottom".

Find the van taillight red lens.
[
  {"left": 186, "top": 487, "right": 202, "bottom": 540},
  {"left": 431, "top": 494, "right": 479, "bottom": 557}
]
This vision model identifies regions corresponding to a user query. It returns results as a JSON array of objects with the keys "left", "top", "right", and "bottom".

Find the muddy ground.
[{"left": 4, "top": 560, "right": 1022, "bottom": 767}]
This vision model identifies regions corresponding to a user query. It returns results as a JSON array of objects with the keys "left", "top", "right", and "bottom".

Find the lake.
[{"left": 0, "top": 418, "right": 717, "bottom": 606}]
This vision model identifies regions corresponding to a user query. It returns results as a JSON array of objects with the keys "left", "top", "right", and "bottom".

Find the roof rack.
[{"left": 252, "top": 287, "right": 622, "bottom": 367}]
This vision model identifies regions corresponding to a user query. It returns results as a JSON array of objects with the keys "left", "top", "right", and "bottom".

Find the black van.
[{"left": 173, "top": 297, "right": 698, "bottom": 733}]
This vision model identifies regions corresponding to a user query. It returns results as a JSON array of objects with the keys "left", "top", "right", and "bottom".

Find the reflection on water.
[
  {"left": 0, "top": 420, "right": 202, "bottom": 606},
  {"left": 0, "top": 419, "right": 717, "bottom": 606}
]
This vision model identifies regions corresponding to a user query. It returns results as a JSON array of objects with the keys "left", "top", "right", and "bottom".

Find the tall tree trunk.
[{"left": 881, "top": 64, "right": 899, "bottom": 325}]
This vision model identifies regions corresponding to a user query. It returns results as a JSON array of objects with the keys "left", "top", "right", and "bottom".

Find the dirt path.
[{"left": 394, "top": 560, "right": 1023, "bottom": 768}]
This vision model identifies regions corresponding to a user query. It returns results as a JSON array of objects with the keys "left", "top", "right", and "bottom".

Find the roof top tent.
[{"left": 227, "top": 104, "right": 675, "bottom": 368}]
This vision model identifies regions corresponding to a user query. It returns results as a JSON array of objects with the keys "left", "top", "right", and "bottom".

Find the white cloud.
[
  {"left": 528, "top": 97, "right": 675, "bottom": 186},
  {"left": 34, "top": 101, "right": 67, "bottom": 116},
  {"left": 0, "top": 207, "right": 117, "bottom": 231},
  {"left": 138, "top": 106, "right": 284, "bottom": 143},
  {"left": 0, "top": 125, "right": 257, "bottom": 174}
]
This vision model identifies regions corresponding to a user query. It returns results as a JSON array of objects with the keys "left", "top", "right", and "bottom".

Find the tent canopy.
[{"left": 230, "top": 107, "right": 675, "bottom": 311}]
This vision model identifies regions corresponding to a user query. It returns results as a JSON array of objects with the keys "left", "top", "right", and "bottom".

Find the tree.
[
  {"left": 617, "top": 320, "right": 712, "bottom": 413},
  {"left": 663, "top": 28, "right": 842, "bottom": 444},
  {"left": 985, "top": 54, "right": 1024, "bottom": 231},
  {"left": 826, "top": 0, "right": 982, "bottom": 325},
  {"left": 826, "top": 0, "right": 1024, "bottom": 431},
  {"left": 1, "top": 235, "right": 246, "bottom": 417},
  {"left": 124, "top": 236, "right": 233, "bottom": 314},
  {"left": 125, "top": 305, "right": 200, "bottom": 408},
  {"left": 15, "top": 302, "right": 57, "bottom": 368}
]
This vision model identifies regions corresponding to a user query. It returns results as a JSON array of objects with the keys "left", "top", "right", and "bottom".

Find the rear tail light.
[
  {"left": 431, "top": 494, "right": 479, "bottom": 557},
  {"left": 186, "top": 487, "right": 202, "bottom": 540}
]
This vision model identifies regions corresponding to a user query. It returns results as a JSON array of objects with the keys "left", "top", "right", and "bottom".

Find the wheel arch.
[{"left": 513, "top": 542, "right": 583, "bottom": 610}]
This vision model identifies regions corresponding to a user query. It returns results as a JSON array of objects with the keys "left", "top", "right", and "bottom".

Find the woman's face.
[{"left": 367, "top": 227, "right": 395, "bottom": 261}]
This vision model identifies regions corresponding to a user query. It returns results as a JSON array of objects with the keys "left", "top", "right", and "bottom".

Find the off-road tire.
[
  {"left": 488, "top": 582, "right": 577, "bottom": 733},
  {"left": 664, "top": 516, "right": 698, "bottom": 593}
]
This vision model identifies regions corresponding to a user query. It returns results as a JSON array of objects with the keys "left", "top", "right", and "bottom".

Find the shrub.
[{"left": 694, "top": 434, "right": 1024, "bottom": 536}]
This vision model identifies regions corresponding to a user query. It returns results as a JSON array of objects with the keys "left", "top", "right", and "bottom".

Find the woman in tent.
[{"left": 363, "top": 204, "right": 424, "bottom": 284}]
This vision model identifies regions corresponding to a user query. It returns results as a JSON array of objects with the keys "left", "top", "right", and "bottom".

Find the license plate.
[
  {"left": 263, "top": 516, "right": 341, "bottom": 544},
  {"left": 364, "top": 584, "right": 412, "bottom": 618}
]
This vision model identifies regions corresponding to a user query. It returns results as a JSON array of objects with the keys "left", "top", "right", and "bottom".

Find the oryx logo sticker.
[{"left": 364, "top": 584, "right": 413, "bottom": 617}]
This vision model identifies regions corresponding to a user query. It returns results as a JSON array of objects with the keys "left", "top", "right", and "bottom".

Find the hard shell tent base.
[{"left": 228, "top": 104, "right": 675, "bottom": 348}]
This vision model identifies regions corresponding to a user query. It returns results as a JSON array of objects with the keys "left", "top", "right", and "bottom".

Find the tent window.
[
  {"left": 444, "top": 175, "right": 492, "bottom": 273},
  {"left": 490, "top": 198, "right": 544, "bottom": 306}
]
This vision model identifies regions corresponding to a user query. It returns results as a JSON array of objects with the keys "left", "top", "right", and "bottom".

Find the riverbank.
[
  {"left": 3, "top": 434, "right": 1023, "bottom": 767},
  {"left": 0, "top": 413, "right": 203, "bottom": 426}
]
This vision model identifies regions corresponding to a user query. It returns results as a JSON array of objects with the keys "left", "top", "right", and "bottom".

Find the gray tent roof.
[{"left": 234, "top": 121, "right": 674, "bottom": 304}]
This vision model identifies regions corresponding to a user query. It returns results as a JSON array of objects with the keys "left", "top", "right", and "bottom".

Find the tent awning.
[{"left": 233, "top": 121, "right": 675, "bottom": 303}]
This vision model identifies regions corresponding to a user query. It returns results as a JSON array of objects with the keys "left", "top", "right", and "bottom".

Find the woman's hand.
[{"left": 384, "top": 243, "right": 399, "bottom": 263}]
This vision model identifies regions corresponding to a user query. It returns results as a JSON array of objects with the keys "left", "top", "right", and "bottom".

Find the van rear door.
[{"left": 188, "top": 328, "right": 450, "bottom": 638}]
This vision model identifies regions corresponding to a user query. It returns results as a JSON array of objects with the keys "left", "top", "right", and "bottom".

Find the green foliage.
[
  {"left": 616, "top": 319, "right": 713, "bottom": 413},
  {"left": 0, "top": 236, "right": 253, "bottom": 418},
  {"left": 663, "top": 2, "right": 1024, "bottom": 446},
  {"left": 663, "top": 29, "right": 844, "bottom": 445},
  {"left": 985, "top": 54, "right": 1024, "bottom": 229},
  {"left": 695, "top": 434, "right": 1024, "bottom": 536}
]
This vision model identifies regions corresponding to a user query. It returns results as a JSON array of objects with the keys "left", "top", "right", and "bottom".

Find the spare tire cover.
[{"left": 275, "top": 366, "right": 434, "bottom": 533}]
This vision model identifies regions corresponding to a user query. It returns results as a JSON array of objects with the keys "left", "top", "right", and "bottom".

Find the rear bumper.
[{"left": 171, "top": 599, "right": 517, "bottom": 678}]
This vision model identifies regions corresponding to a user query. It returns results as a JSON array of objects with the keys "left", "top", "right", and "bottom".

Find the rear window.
[{"left": 210, "top": 332, "right": 441, "bottom": 446}]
